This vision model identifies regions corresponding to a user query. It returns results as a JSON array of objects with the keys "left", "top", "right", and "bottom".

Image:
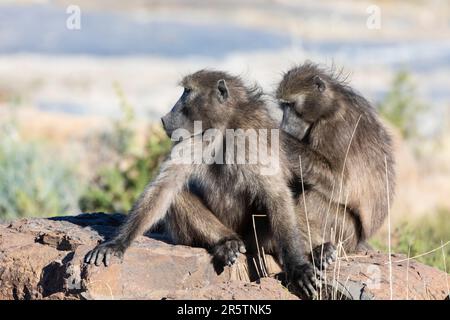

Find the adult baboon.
[
  {"left": 276, "top": 62, "right": 395, "bottom": 256},
  {"left": 86, "top": 70, "right": 322, "bottom": 297}
]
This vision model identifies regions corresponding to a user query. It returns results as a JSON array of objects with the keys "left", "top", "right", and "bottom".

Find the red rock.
[{"left": 0, "top": 213, "right": 448, "bottom": 300}]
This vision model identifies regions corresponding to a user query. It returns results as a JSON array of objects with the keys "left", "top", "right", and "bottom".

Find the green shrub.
[
  {"left": 0, "top": 124, "right": 81, "bottom": 220},
  {"left": 379, "top": 70, "right": 426, "bottom": 139},
  {"left": 371, "top": 209, "right": 450, "bottom": 272},
  {"left": 109, "top": 81, "right": 136, "bottom": 156},
  {"left": 79, "top": 83, "right": 172, "bottom": 213},
  {"left": 79, "top": 127, "right": 171, "bottom": 213}
]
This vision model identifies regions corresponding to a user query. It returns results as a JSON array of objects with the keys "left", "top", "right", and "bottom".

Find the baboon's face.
[
  {"left": 277, "top": 70, "right": 335, "bottom": 140},
  {"left": 161, "top": 71, "right": 232, "bottom": 137}
]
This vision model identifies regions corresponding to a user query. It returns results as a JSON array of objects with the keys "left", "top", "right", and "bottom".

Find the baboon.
[
  {"left": 86, "top": 70, "right": 323, "bottom": 297},
  {"left": 276, "top": 62, "right": 395, "bottom": 256}
]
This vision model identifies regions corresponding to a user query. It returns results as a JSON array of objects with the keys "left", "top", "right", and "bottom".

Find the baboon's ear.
[
  {"left": 217, "top": 79, "right": 229, "bottom": 103},
  {"left": 313, "top": 75, "right": 326, "bottom": 93}
]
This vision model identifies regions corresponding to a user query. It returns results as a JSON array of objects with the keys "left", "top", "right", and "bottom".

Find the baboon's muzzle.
[
  {"left": 161, "top": 114, "right": 173, "bottom": 137},
  {"left": 161, "top": 112, "right": 186, "bottom": 137},
  {"left": 281, "top": 108, "right": 311, "bottom": 141}
]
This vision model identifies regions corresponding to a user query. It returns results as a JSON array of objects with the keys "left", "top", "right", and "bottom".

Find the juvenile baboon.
[
  {"left": 86, "top": 70, "right": 321, "bottom": 297},
  {"left": 276, "top": 62, "right": 395, "bottom": 256}
]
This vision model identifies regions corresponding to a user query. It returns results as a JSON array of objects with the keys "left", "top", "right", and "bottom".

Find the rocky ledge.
[{"left": 0, "top": 213, "right": 448, "bottom": 300}]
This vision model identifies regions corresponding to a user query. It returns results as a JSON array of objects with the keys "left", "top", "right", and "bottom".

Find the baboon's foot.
[
  {"left": 212, "top": 238, "right": 246, "bottom": 268},
  {"left": 356, "top": 241, "right": 373, "bottom": 253},
  {"left": 289, "top": 261, "right": 321, "bottom": 299},
  {"left": 312, "top": 242, "right": 337, "bottom": 271},
  {"left": 85, "top": 241, "right": 126, "bottom": 267}
]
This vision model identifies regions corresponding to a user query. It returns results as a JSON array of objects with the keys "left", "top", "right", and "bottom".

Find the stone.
[{"left": 0, "top": 213, "right": 448, "bottom": 300}]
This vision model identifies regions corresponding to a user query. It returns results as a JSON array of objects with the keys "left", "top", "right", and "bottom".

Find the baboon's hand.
[
  {"left": 312, "top": 242, "right": 337, "bottom": 271},
  {"left": 289, "top": 262, "right": 321, "bottom": 299},
  {"left": 85, "top": 241, "right": 125, "bottom": 267},
  {"left": 212, "top": 238, "right": 246, "bottom": 268}
]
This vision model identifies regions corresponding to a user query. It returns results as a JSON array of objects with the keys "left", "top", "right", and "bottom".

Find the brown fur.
[
  {"left": 86, "top": 70, "right": 321, "bottom": 298},
  {"left": 277, "top": 62, "right": 396, "bottom": 253}
]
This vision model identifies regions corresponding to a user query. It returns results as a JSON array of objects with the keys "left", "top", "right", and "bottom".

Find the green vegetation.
[
  {"left": 0, "top": 83, "right": 171, "bottom": 220},
  {"left": 108, "top": 81, "right": 137, "bottom": 156},
  {"left": 371, "top": 209, "right": 450, "bottom": 273},
  {"left": 0, "top": 123, "right": 81, "bottom": 220},
  {"left": 379, "top": 70, "right": 426, "bottom": 139},
  {"left": 78, "top": 127, "right": 171, "bottom": 213},
  {"left": 78, "top": 83, "right": 172, "bottom": 213},
  {"left": 374, "top": 70, "right": 450, "bottom": 271}
]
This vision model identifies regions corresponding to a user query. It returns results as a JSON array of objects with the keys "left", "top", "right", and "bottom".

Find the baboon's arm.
[
  {"left": 114, "top": 161, "right": 192, "bottom": 248},
  {"left": 85, "top": 159, "right": 192, "bottom": 266},
  {"left": 166, "top": 190, "right": 239, "bottom": 247},
  {"left": 291, "top": 145, "right": 343, "bottom": 198},
  {"left": 260, "top": 178, "right": 308, "bottom": 266},
  {"left": 260, "top": 177, "right": 320, "bottom": 296}
]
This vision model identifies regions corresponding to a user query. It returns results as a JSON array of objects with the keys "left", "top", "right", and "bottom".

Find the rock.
[
  {"left": 318, "top": 252, "right": 450, "bottom": 300},
  {"left": 0, "top": 213, "right": 448, "bottom": 300},
  {"left": 0, "top": 225, "right": 65, "bottom": 299}
]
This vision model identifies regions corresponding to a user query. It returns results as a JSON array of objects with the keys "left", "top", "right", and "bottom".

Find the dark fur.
[
  {"left": 276, "top": 62, "right": 395, "bottom": 253},
  {"left": 86, "top": 70, "right": 321, "bottom": 298}
]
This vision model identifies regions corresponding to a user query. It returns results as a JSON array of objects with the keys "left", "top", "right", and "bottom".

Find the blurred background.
[{"left": 0, "top": 0, "right": 449, "bottom": 271}]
